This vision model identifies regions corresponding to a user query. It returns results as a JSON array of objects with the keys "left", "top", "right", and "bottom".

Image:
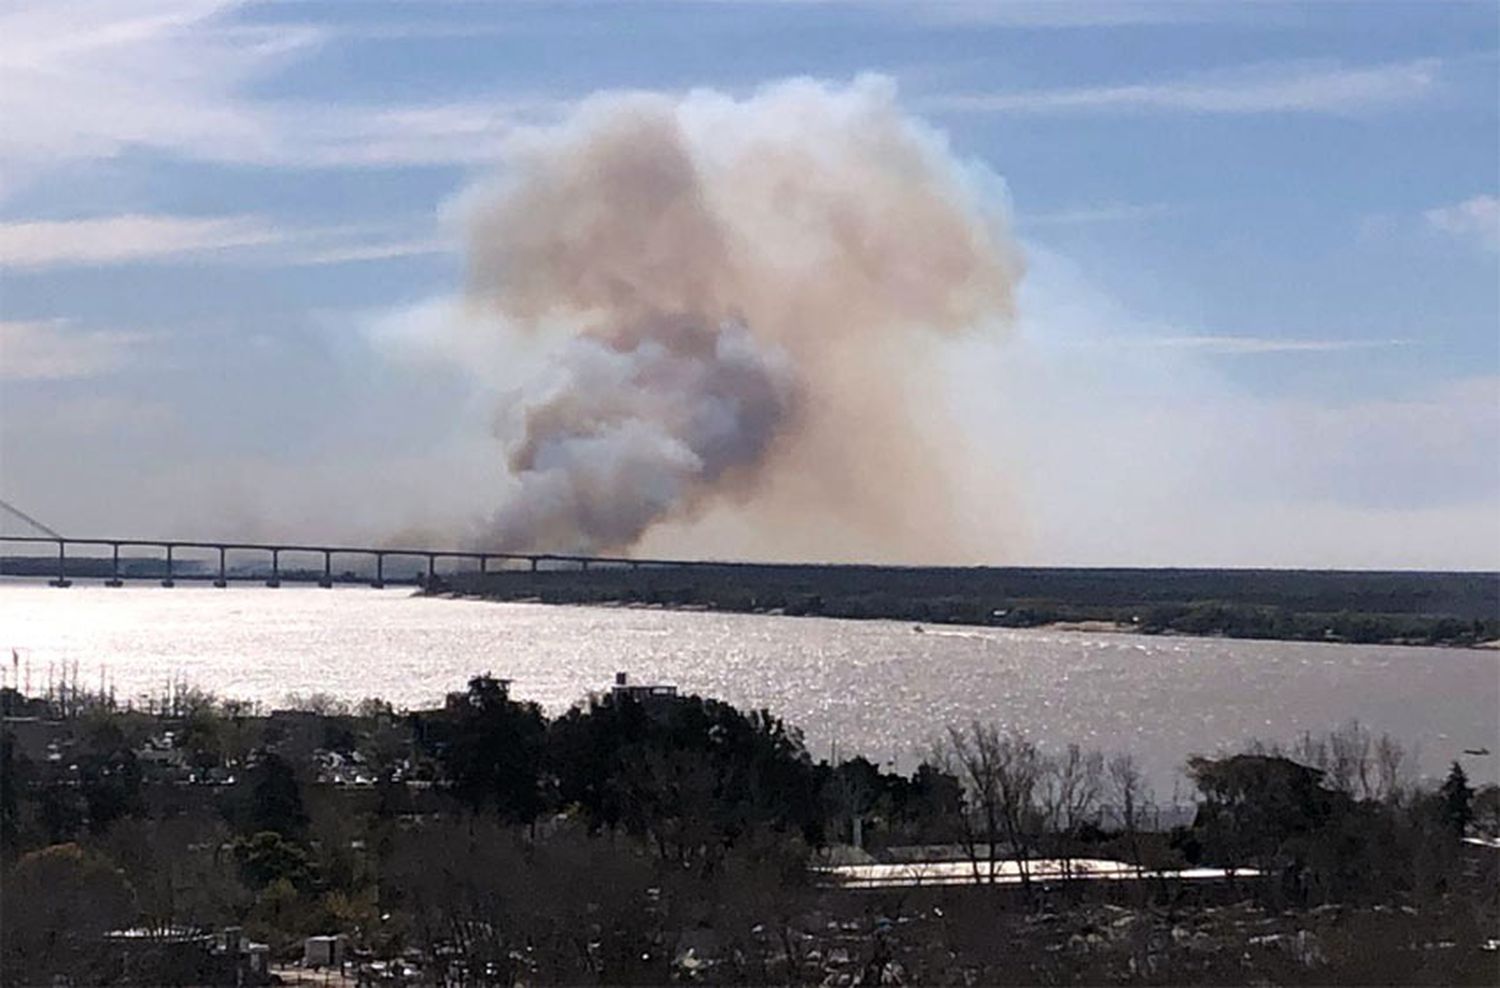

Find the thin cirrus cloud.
[
  {"left": 903, "top": 0, "right": 1258, "bottom": 28},
  {"left": 1051, "top": 332, "right": 1412, "bottom": 356},
  {"left": 289, "top": 237, "right": 453, "bottom": 267},
  {"left": 1135, "top": 335, "right": 1411, "bottom": 355},
  {"left": 690, "top": 0, "right": 1240, "bottom": 28},
  {"left": 260, "top": 100, "right": 546, "bottom": 169},
  {"left": 1018, "top": 202, "right": 1174, "bottom": 227},
  {"left": 0, "top": 214, "right": 284, "bottom": 268},
  {"left": 0, "top": 319, "right": 154, "bottom": 381},
  {"left": 1, "top": 1, "right": 1451, "bottom": 189},
  {"left": 1424, "top": 194, "right": 1500, "bottom": 251},
  {"left": 926, "top": 57, "right": 1441, "bottom": 115},
  {"left": 0, "top": 214, "right": 451, "bottom": 270},
  {"left": 0, "top": 1, "right": 304, "bottom": 184},
  {"left": 0, "top": 0, "right": 545, "bottom": 184}
]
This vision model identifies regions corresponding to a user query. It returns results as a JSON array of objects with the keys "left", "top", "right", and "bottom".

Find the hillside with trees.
[{"left": 2, "top": 676, "right": 1497, "bottom": 985}]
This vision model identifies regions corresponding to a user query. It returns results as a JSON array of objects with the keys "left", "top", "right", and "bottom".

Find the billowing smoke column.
[{"left": 466, "top": 76, "right": 1022, "bottom": 557}]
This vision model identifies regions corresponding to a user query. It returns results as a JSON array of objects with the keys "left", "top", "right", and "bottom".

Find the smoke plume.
[{"left": 465, "top": 76, "right": 1022, "bottom": 558}]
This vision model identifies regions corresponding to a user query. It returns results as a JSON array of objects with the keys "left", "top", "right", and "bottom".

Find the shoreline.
[{"left": 429, "top": 588, "right": 1498, "bottom": 649}]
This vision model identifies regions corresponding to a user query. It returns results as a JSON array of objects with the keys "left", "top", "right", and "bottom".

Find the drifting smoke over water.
[{"left": 466, "top": 76, "right": 1022, "bottom": 559}]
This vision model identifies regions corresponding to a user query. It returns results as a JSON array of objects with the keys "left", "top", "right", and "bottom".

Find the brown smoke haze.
[{"left": 464, "top": 76, "right": 1023, "bottom": 561}]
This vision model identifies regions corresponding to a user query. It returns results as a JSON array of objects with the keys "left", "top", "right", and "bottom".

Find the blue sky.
[{"left": 1, "top": 0, "right": 1496, "bottom": 567}]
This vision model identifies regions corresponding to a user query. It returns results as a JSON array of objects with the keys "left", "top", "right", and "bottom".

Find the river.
[{"left": 3, "top": 584, "right": 1496, "bottom": 796}]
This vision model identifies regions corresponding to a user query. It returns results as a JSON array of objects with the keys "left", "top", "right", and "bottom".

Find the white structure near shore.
[{"left": 821, "top": 857, "right": 1262, "bottom": 889}]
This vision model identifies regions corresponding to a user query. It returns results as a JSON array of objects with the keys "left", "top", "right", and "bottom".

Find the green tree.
[
  {"left": 0, "top": 731, "right": 28, "bottom": 856},
  {"left": 547, "top": 691, "right": 823, "bottom": 851},
  {"left": 1186, "top": 753, "right": 1337, "bottom": 874},
  {"left": 232, "top": 831, "right": 316, "bottom": 890},
  {"left": 0, "top": 844, "right": 137, "bottom": 984},
  {"left": 243, "top": 752, "right": 308, "bottom": 837},
  {"left": 177, "top": 709, "right": 224, "bottom": 773},
  {"left": 428, "top": 675, "right": 548, "bottom": 822},
  {"left": 1438, "top": 761, "right": 1474, "bottom": 837},
  {"left": 906, "top": 762, "right": 965, "bottom": 829},
  {"left": 75, "top": 719, "right": 144, "bottom": 834}
]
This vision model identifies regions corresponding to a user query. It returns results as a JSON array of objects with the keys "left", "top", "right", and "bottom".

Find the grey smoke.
[
  {"left": 490, "top": 319, "right": 796, "bottom": 552},
  {"left": 463, "top": 76, "right": 1022, "bottom": 557}
]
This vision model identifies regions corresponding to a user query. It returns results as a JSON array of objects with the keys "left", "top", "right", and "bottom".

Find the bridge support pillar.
[
  {"left": 49, "top": 539, "right": 71, "bottom": 588},
  {"left": 580, "top": 559, "right": 590, "bottom": 572},
  {"left": 426, "top": 554, "right": 437, "bottom": 587},
  {"left": 479, "top": 555, "right": 489, "bottom": 576},
  {"left": 529, "top": 556, "right": 538, "bottom": 573},
  {"left": 319, "top": 550, "right": 333, "bottom": 588},
  {"left": 161, "top": 545, "right": 174, "bottom": 587},
  {"left": 105, "top": 543, "right": 123, "bottom": 587},
  {"left": 214, "top": 547, "right": 227, "bottom": 588},
  {"left": 266, "top": 549, "right": 280, "bottom": 588},
  {"left": 371, "top": 553, "right": 385, "bottom": 589}
]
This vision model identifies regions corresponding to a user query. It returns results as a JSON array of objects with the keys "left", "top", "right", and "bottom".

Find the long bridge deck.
[{"left": 0, "top": 533, "right": 722, "bottom": 588}]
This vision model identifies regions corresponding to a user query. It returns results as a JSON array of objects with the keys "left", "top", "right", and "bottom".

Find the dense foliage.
[{"left": 1, "top": 680, "right": 1495, "bottom": 986}]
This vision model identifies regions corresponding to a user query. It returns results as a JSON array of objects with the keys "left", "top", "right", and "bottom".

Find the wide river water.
[{"left": 3, "top": 584, "right": 1496, "bottom": 795}]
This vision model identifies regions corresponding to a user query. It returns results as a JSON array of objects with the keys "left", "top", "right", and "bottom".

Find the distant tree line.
[{"left": 444, "top": 567, "right": 1499, "bottom": 645}]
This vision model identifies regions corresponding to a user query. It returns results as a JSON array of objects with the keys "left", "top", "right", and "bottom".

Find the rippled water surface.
[{"left": 4, "top": 584, "right": 1496, "bottom": 792}]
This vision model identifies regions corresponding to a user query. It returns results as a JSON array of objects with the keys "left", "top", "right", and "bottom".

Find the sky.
[{"left": 0, "top": 0, "right": 1496, "bottom": 569}]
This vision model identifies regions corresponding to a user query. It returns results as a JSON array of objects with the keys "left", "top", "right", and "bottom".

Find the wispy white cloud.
[
  {"left": 0, "top": 1, "right": 553, "bottom": 184},
  {"left": 1129, "top": 335, "right": 1411, "bottom": 355},
  {"left": 0, "top": 213, "right": 452, "bottom": 269},
  {"left": 0, "top": 1, "right": 305, "bottom": 191},
  {"left": 259, "top": 100, "right": 546, "bottom": 169},
  {"left": 0, "top": 319, "right": 155, "bottom": 380},
  {"left": 0, "top": 0, "right": 1454, "bottom": 191},
  {"left": 1019, "top": 202, "right": 1174, "bottom": 227},
  {"left": 685, "top": 0, "right": 1236, "bottom": 27},
  {"left": 0, "top": 214, "right": 284, "bottom": 268},
  {"left": 927, "top": 58, "right": 1441, "bottom": 115},
  {"left": 902, "top": 0, "right": 1252, "bottom": 28},
  {"left": 1424, "top": 194, "right": 1500, "bottom": 251},
  {"left": 298, "top": 20, "right": 517, "bottom": 42},
  {"left": 287, "top": 236, "right": 452, "bottom": 266}
]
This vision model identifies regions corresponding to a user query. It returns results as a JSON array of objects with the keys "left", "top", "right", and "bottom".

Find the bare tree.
[
  {"left": 1328, "top": 720, "right": 1374, "bottom": 799},
  {"left": 1039, "top": 744, "right": 1103, "bottom": 882},
  {"left": 937, "top": 722, "right": 1043, "bottom": 899},
  {"left": 1291, "top": 730, "right": 1330, "bottom": 779},
  {"left": 1291, "top": 721, "right": 1403, "bottom": 803},
  {"left": 1106, "top": 753, "right": 1148, "bottom": 875},
  {"left": 929, "top": 730, "right": 993, "bottom": 886},
  {"left": 1041, "top": 743, "right": 1104, "bottom": 834},
  {"left": 827, "top": 758, "right": 877, "bottom": 851},
  {"left": 1373, "top": 733, "right": 1410, "bottom": 804}
]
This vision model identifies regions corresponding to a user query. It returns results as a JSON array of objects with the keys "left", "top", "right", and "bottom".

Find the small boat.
[
  {"left": 1462, "top": 747, "right": 1491, "bottom": 756},
  {"left": 912, "top": 625, "right": 924, "bottom": 634}
]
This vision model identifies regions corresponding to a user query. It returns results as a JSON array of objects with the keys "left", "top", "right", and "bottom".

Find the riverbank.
[
  {"left": 432, "top": 563, "right": 1499, "bottom": 647},
  {"left": 442, "top": 590, "right": 1148, "bottom": 637}
]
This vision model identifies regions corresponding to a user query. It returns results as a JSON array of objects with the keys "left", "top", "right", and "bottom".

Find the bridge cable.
[{"left": 0, "top": 498, "right": 63, "bottom": 539}]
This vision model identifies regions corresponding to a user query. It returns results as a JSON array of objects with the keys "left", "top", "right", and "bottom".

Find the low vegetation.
[
  {"left": 444, "top": 565, "right": 1500, "bottom": 646},
  {"left": 2, "top": 677, "right": 1496, "bottom": 985}
]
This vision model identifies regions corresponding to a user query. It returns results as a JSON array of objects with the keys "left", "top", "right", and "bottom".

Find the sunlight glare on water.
[{"left": 3, "top": 584, "right": 1496, "bottom": 793}]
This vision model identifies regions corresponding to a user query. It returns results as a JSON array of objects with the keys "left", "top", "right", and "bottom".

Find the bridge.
[
  {"left": 0, "top": 497, "right": 744, "bottom": 587},
  {"left": 0, "top": 532, "right": 712, "bottom": 589}
]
